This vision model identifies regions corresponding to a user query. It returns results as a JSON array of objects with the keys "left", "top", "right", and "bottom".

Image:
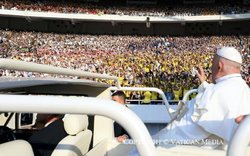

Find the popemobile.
[{"left": 0, "top": 58, "right": 249, "bottom": 156}]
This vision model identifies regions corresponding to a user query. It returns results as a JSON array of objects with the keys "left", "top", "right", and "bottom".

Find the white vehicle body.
[{"left": 0, "top": 59, "right": 249, "bottom": 156}]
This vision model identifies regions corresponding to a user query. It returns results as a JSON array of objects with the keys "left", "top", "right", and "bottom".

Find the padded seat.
[
  {"left": 0, "top": 140, "right": 34, "bottom": 156},
  {"left": 52, "top": 114, "right": 92, "bottom": 156}
]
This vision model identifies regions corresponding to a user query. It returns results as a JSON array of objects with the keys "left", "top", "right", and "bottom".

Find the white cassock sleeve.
[
  {"left": 152, "top": 93, "right": 211, "bottom": 143},
  {"left": 193, "top": 78, "right": 250, "bottom": 143}
]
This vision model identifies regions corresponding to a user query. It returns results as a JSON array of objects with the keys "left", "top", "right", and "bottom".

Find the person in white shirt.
[
  {"left": 194, "top": 47, "right": 250, "bottom": 144},
  {"left": 129, "top": 47, "right": 250, "bottom": 156},
  {"left": 153, "top": 47, "right": 250, "bottom": 148}
]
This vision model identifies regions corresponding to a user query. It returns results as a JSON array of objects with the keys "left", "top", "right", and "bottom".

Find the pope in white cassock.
[
  {"left": 152, "top": 47, "right": 250, "bottom": 148},
  {"left": 129, "top": 47, "right": 250, "bottom": 156}
]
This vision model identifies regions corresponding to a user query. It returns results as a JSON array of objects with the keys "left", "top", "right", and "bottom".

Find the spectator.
[
  {"left": 142, "top": 91, "right": 151, "bottom": 104},
  {"left": 0, "top": 30, "right": 249, "bottom": 100},
  {"left": 111, "top": 91, "right": 130, "bottom": 143}
]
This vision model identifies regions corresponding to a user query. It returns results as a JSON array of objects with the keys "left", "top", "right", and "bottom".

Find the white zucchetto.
[{"left": 217, "top": 47, "right": 242, "bottom": 64}]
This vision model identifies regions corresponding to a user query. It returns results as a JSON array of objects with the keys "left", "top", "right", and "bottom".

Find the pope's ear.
[{"left": 218, "top": 60, "right": 224, "bottom": 71}]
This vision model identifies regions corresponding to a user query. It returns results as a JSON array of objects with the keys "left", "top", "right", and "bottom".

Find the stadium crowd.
[
  {"left": 0, "top": 0, "right": 249, "bottom": 17},
  {"left": 0, "top": 30, "right": 249, "bottom": 101}
]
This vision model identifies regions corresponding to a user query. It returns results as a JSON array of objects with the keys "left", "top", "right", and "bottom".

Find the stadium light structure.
[
  {"left": 71, "top": 19, "right": 76, "bottom": 25},
  {"left": 25, "top": 16, "right": 32, "bottom": 23},
  {"left": 219, "top": 12, "right": 223, "bottom": 26},
  {"left": 111, "top": 21, "right": 116, "bottom": 27},
  {"left": 146, "top": 17, "right": 150, "bottom": 28}
]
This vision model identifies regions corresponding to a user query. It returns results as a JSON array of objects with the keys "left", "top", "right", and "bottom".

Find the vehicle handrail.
[
  {"left": 0, "top": 94, "right": 156, "bottom": 156},
  {"left": 0, "top": 58, "right": 121, "bottom": 88},
  {"left": 110, "top": 86, "right": 173, "bottom": 118},
  {"left": 168, "top": 88, "right": 198, "bottom": 123},
  {"left": 182, "top": 89, "right": 198, "bottom": 103},
  {"left": 227, "top": 115, "right": 250, "bottom": 156},
  {"left": 125, "top": 99, "right": 179, "bottom": 105}
]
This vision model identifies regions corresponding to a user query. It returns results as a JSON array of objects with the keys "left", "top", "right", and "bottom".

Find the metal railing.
[
  {"left": 126, "top": 99, "right": 179, "bottom": 105},
  {"left": 110, "top": 86, "right": 173, "bottom": 118},
  {"left": 110, "top": 87, "right": 198, "bottom": 121}
]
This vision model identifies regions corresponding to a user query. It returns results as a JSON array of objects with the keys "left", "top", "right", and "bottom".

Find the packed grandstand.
[
  {"left": 0, "top": 0, "right": 249, "bottom": 101},
  {"left": 0, "top": 0, "right": 249, "bottom": 16}
]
